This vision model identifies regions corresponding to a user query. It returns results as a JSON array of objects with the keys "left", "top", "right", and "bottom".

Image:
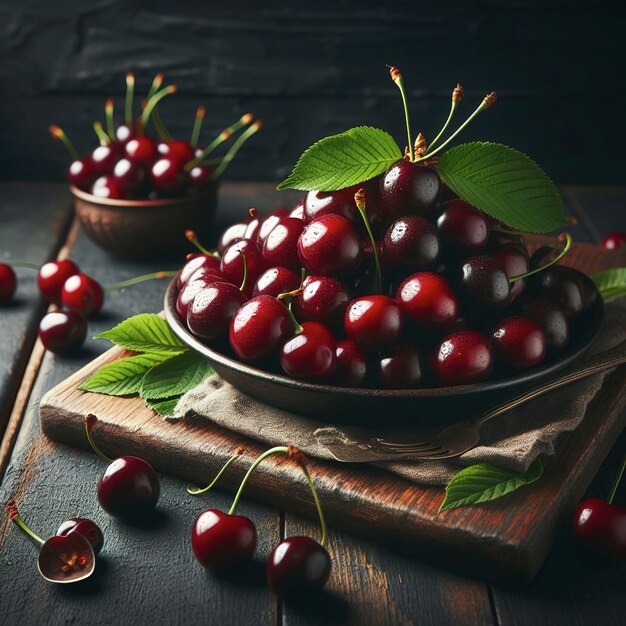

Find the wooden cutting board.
[{"left": 39, "top": 240, "right": 626, "bottom": 583}]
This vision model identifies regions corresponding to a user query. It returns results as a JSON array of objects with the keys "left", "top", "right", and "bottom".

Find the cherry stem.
[
  {"left": 9, "top": 262, "right": 39, "bottom": 270},
  {"left": 187, "top": 447, "right": 244, "bottom": 495},
  {"left": 355, "top": 189, "right": 382, "bottom": 293},
  {"left": 227, "top": 446, "right": 327, "bottom": 549},
  {"left": 190, "top": 106, "right": 206, "bottom": 149},
  {"left": 85, "top": 414, "right": 114, "bottom": 463},
  {"left": 238, "top": 251, "right": 248, "bottom": 293},
  {"left": 6, "top": 502, "right": 45, "bottom": 546},
  {"left": 125, "top": 72, "right": 135, "bottom": 127},
  {"left": 104, "top": 99, "right": 115, "bottom": 139},
  {"left": 509, "top": 232, "right": 572, "bottom": 283},
  {"left": 151, "top": 108, "right": 173, "bottom": 141},
  {"left": 140, "top": 85, "right": 177, "bottom": 133},
  {"left": 49, "top": 125, "right": 79, "bottom": 161},
  {"left": 147, "top": 73, "right": 164, "bottom": 99},
  {"left": 428, "top": 101, "right": 458, "bottom": 153},
  {"left": 103, "top": 271, "right": 177, "bottom": 292},
  {"left": 93, "top": 121, "right": 110, "bottom": 146},
  {"left": 607, "top": 453, "right": 626, "bottom": 505},
  {"left": 211, "top": 121, "right": 262, "bottom": 179},
  {"left": 286, "top": 301, "right": 304, "bottom": 335},
  {"left": 417, "top": 92, "right": 497, "bottom": 162},
  {"left": 387, "top": 66, "right": 413, "bottom": 162},
  {"left": 185, "top": 230, "right": 217, "bottom": 257}
]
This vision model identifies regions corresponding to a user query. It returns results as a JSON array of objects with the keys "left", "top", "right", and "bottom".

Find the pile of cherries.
[
  {"left": 174, "top": 166, "right": 601, "bottom": 388},
  {"left": 50, "top": 72, "right": 260, "bottom": 200}
]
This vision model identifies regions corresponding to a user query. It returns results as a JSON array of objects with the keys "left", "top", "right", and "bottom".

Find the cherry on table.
[
  {"left": 187, "top": 281, "right": 247, "bottom": 340},
  {"left": 432, "top": 330, "right": 493, "bottom": 385},
  {"left": 37, "top": 259, "right": 80, "bottom": 304},
  {"left": 601, "top": 231, "right": 626, "bottom": 250},
  {"left": 292, "top": 275, "right": 350, "bottom": 328},
  {"left": 334, "top": 339, "right": 367, "bottom": 387},
  {"left": 252, "top": 267, "right": 300, "bottom": 298},
  {"left": 383, "top": 215, "right": 439, "bottom": 269},
  {"left": 571, "top": 498, "right": 626, "bottom": 560},
  {"left": 280, "top": 321, "right": 337, "bottom": 381},
  {"left": 57, "top": 518, "right": 104, "bottom": 555},
  {"left": 61, "top": 273, "right": 104, "bottom": 317},
  {"left": 437, "top": 199, "right": 488, "bottom": 255},
  {"left": 461, "top": 255, "right": 511, "bottom": 308},
  {"left": 344, "top": 295, "right": 403, "bottom": 350},
  {"left": 262, "top": 217, "right": 304, "bottom": 269},
  {"left": 38, "top": 309, "right": 87, "bottom": 354},
  {"left": 378, "top": 345, "right": 423, "bottom": 388},
  {"left": 521, "top": 298, "right": 569, "bottom": 355},
  {"left": 491, "top": 316, "right": 546, "bottom": 369},
  {"left": 0, "top": 263, "right": 17, "bottom": 303}
]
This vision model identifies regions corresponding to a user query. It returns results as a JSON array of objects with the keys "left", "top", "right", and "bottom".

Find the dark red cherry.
[
  {"left": 220, "top": 239, "right": 267, "bottom": 296},
  {"left": 280, "top": 322, "right": 336, "bottom": 380},
  {"left": 68, "top": 157, "right": 97, "bottom": 189},
  {"left": 38, "top": 309, "right": 87, "bottom": 354},
  {"left": 0, "top": 263, "right": 17, "bottom": 303},
  {"left": 262, "top": 217, "right": 304, "bottom": 269},
  {"left": 571, "top": 498, "right": 626, "bottom": 560},
  {"left": 493, "top": 243, "right": 529, "bottom": 302},
  {"left": 91, "top": 143, "right": 122, "bottom": 175},
  {"left": 57, "top": 518, "right": 104, "bottom": 555},
  {"left": 267, "top": 536, "right": 331, "bottom": 596},
  {"left": 256, "top": 210, "right": 290, "bottom": 249},
  {"left": 61, "top": 274, "right": 104, "bottom": 317},
  {"left": 530, "top": 266, "right": 598, "bottom": 318},
  {"left": 252, "top": 267, "right": 300, "bottom": 298},
  {"left": 91, "top": 175, "right": 126, "bottom": 199},
  {"left": 602, "top": 232, "right": 626, "bottom": 250},
  {"left": 125, "top": 136, "right": 158, "bottom": 165},
  {"left": 521, "top": 298, "right": 569, "bottom": 355},
  {"left": 395, "top": 272, "right": 458, "bottom": 329},
  {"left": 229, "top": 295, "right": 293, "bottom": 361},
  {"left": 176, "top": 272, "right": 224, "bottom": 320},
  {"left": 437, "top": 199, "right": 488, "bottom": 255},
  {"left": 379, "top": 161, "right": 440, "bottom": 219},
  {"left": 217, "top": 220, "right": 250, "bottom": 256},
  {"left": 37, "top": 259, "right": 80, "bottom": 304},
  {"left": 187, "top": 282, "right": 247, "bottom": 340},
  {"left": 115, "top": 124, "right": 136, "bottom": 144},
  {"left": 491, "top": 316, "right": 546, "bottom": 369},
  {"left": 177, "top": 254, "right": 222, "bottom": 289},
  {"left": 288, "top": 202, "right": 305, "bottom": 221},
  {"left": 157, "top": 140, "right": 194, "bottom": 164},
  {"left": 304, "top": 184, "right": 376, "bottom": 224},
  {"left": 334, "top": 339, "right": 367, "bottom": 387},
  {"left": 98, "top": 455, "right": 160, "bottom": 518},
  {"left": 292, "top": 275, "right": 350, "bottom": 328},
  {"left": 192, "top": 509, "right": 257, "bottom": 571},
  {"left": 432, "top": 330, "right": 493, "bottom": 385},
  {"left": 150, "top": 158, "right": 187, "bottom": 193},
  {"left": 344, "top": 296, "right": 403, "bottom": 350},
  {"left": 298, "top": 214, "right": 363, "bottom": 276},
  {"left": 461, "top": 256, "right": 511, "bottom": 307},
  {"left": 378, "top": 345, "right": 423, "bottom": 389},
  {"left": 113, "top": 158, "right": 145, "bottom": 191},
  {"left": 383, "top": 215, "right": 439, "bottom": 268},
  {"left": 189, "top": 165, "right": 213, "bottom": 187}
]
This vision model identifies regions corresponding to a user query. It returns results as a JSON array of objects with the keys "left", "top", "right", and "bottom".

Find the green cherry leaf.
[
  {"left": 437, "top": 142, "right": 566, "bottom": 233},
  {"left": 592, "top": 267, "right": 626, "bottom": 302},
  {"left": 277, "top": 126, "right": 402, "bottom": 192},
  {"left": 145, "top": 396, "right": 181, "bottom": 417},
  {"left": 439, "top": 458, "right": 544, "bottom": 512}
]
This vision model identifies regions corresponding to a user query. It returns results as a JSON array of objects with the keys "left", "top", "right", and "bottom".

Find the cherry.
[
  {"left": 115, "top": 124, "right": 136, "bottom": 144},
  {"left": 304, "top": 183, "right": 377, "bottom": 224},
  {"left": 334, "top": 339, "right": 367, "bottom": 387},
  {"left": 262, "top": 217, "right": 304, "bottom": 269},
  {"left": 217, "top": 220, "right": 250, "bottom": 256},
  {"left": 493, "top": 243, "right": 529, "bottom": 302},
  {"left": 395, "top": 272, "right": 458, "bottom": 329},
  {"left": 38, "top": 310, "right": 87, "bottom": 354},
  {"left": 112, "top": 158, "right": 146, "bottom": 192},
  {"left": 192, "top": 509, "right": 257, "bottom": 571},
  {"left": 68, "top": 157, "right": 97, "bottom": 189},
  {"left": 176, "top": 271, "right": 224, "bottom": 320},
  {"left": 177, "top": 254, "right": 222, "bottom": 289},
  {"left": 252, "top": 267, "right": 300, "bottom": 298},
  {"left": 432, "top": 330, "right": 493, "bottom": 385},
  {"left": 602, "top": 231, "right": 626, "bottom": 250},
  {"left": 379, "top": 160, "right": 440, "bottom": 219},
  {"left": 491, "top": 316, "right": 546, "bottom": 369},
  {"left": 57, "top": 518, "right": 104, "bottom": 555},
  {"left": 0, "top": 263, "right": 17, "bottom": 303},
  {"left": 344, "top": 295, "right": 403, "bottom": 350},
  {"left": 91, "top": 143, "right": 122, "bottom": 175},
  {"left": 91, "top": 175, "right": 126, "bottom": 199},
  {"left": 150, "top": 158, "right": 187, "bottom": 194},
  {"left": 220, "top": 239, "right": 267, "bottom": 296},
  {"left": 383, "top": 215, "right": 439, "bottom": 269},
  {"left": 461, "top": 255, "right": 511, "bottom": 307},
  {"left": 267, "top": 536, "right": 331, "bottom": 596},
  {"left": 292, "top": 275, "right": 350, "bottom": 328},
  {"left": 288, "top": 202, "right": 305, "bottom": 221},
  {"left": 298, "top": 214, "right": 363, "bottom": 276},
  {"left": 571, "top": 498, "right": 626, "bottom": 560},
  {"left": 189, "top": 164, "right": 213, "bottom": 187},
  {"left": 187, "top": 281, "right": 247, "bottom": 340},
  {"left": 256, "top": 209, "right": 290, "bottom": 249},
  {"left": 61, "top": 274, "right": 104, "bottom": 317},
  {"left": 125, "top": 136, "right": 158, "bottom": 165},
  {"left": 280, "top": 321, "right": 337, "bottom": 380},
  {"left": 436, "top": 199, "right": 488, "bottom": 255},
  {"left": 521, "top": 298, "right": 569, "bottom": 355},
  {"left": 86, "top": 414, "right": 160, "bottom": 519},
  {"left": 157, "top": 140, "right": 194, "bottom": 164},
  {"left": 530, "top": 265, "right": 598, "bottom": 318},
  {"left": 37, "top": 259, "right": 80, "bottom": 304},
  {"left": 229, "top": 295, "right": 293, "bottom": 361},
  {"left": 378, "top": 345, "right": 423, "bottom": 388}
]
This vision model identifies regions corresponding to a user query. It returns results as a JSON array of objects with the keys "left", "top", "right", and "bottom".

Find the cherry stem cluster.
[{"left": 509, "top": 232, "right": 572, "bottom": 283}]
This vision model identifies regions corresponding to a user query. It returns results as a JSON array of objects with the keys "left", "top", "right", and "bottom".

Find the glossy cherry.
[
  {"left": 124, "top": 136, "right": 158, "bottom": 165},
  {"left": 256, "top": 209, "right": 290, "bottom": 249},
  {"left": 378, "top": 345, "right": 423, "bottom": 388},
  {"left": 530, "top": 265, "right": 598, "bottom": 318},
  {"left": 601, "top": 231, "right": 626, "bottom": 250},
  {"left": 38, "top": 310, "right": 87, "bottom": 354},
  {"left": 187, "top": 281, "right": 247, "bottom": 340},
  {"left": 178, "top": 254, "right": 222, "bottom": 289},
  {"left": 297, "top": 214, "right": 363, "bottom": 276},
  {"left": 252, "top": 267, "right": 300, "bottom": 298},
  {"left": 61, "top": 274, "right": 104, "bottom": 317},
  {"left": 432, "top": 330, "right": 493, "bottom": 385},
  {"left": 383, "top": 215, "right": 439, "bottom": 269},
  {"left": 112, "top": 158, "right": 145, "bottom": 192},
  {"left": 304, "top": 183, "right": 377, "bottom": 224},
  {"left": 68, "top": 157, "right": 97, "bottom": 189},
  {"left": 461, "top": 255, "right": 510, "bottom": 307},
  {"left": 217, "top": 220, "right": 250, "bottom": 256},
  {"left": 491, "top": 316, "right": 546, "bottom": 369},
  {"left": 571, "top": 498, "right": 626, "bottom": 560},
  {"left": 292, "top": 275, "right": 350, "bottom": 328},
  {"left": 280, "top": 322, "right": 337, "bottom": 380},
  {"left": 57, "top": 518, "right": 104, "bottom": 555},
  {"left": 176, "top": 271, "right": 223, "bottom": 320},
  {"left": 0, "top": 263, "right": 17, "bottom": 303},
  {"left": 267, "top": 536, "right": 331, "bottom": 596},
  {"left": 229, "top": 295, "right": 293, "bottom": 361},
  {"left": 262, "top": 217, "right": 304, "bottom": 269},
  {"left": 288, "top": 202, "right": 305, "bottom": 221},
  {"left": 334, "top": 339, "right": 367, "bottom": 387},
  {"left": 150, "top": 157, "right": 187, "bottom": 194},
  {"left": 395, "top": 272, "right": 458, "bottom": 329},
  {"left": 521, "top": 298, "right": 569, "bottom": 355},
  {"left": 192, "top": 508, "right": 257, "bottom": 571},
  {"left": 220, "top": 239, "right": 267, "bottom": 296},
  {"left": 157, "top": 140, "right": 194, "bottom": 164},
  {"left": 91, "top": 143, "right": 121, "bottom": 175},
  {"left": 344, "top": 295, "right": 403, "bottom": 350},
  {"left": 189, "top": 165, "right": 213, "bottom": 187},
  {"left": 493, "top": 243, "right": 529, "bottom": 302},
  {"left": 91, "top": 175, "right": 126, "bottom": 199},
  {"left": 37, "top": 259, "right": 80, "bottom": 304},
  {"left": 436, "top": 199, "right": 488, "bottom": 255}
]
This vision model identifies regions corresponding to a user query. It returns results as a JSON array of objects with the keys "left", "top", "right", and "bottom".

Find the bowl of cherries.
[
  {"left": 164, "top": 68, "right": 603, "bottom": 426},
  {"left": 50, "top": 73, "right": 261, "bottom": 260}
]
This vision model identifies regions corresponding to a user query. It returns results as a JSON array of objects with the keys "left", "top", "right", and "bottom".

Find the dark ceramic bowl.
[
  {"left": 164, "top": 279, "right": 604, "bottom": 427},
  {"left": 71, "top": 183, "right": 218, "bottom": 260}
]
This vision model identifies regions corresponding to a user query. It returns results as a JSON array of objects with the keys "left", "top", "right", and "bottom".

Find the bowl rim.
[
  {"left": 164, "top": 277, "right": 605, "bottom": 400},
  {"left": 70, "top": 183, "right": 218, "bottom": 209}
]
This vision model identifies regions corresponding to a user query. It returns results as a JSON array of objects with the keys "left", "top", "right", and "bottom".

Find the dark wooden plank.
[
  {"left": 0, "top": 219, "right": 280, "bottom": 624},
  {"left": 0, "top": 182, "right": 72, "bottom": 435}
]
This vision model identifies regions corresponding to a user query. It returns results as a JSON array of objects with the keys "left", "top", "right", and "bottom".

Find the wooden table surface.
[{"left": 0, "top": 182, "right": 624, "bottom": 626}]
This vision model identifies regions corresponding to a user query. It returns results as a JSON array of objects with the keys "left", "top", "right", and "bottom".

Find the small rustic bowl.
[
  {"left": 164, "top": 279, "right": 604, "bottom": 427},
  {"left": 71, "top": 183, "right": 219, "bottom": 260}
]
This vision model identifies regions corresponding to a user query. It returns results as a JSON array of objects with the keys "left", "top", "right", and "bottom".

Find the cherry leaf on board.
[{"left": 591, "top": 267, "right": 626, "bottom": 302}]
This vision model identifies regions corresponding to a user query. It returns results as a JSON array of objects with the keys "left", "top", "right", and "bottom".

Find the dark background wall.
[{"left": 0, "top": 1, "right": 623, "bottom": 185}]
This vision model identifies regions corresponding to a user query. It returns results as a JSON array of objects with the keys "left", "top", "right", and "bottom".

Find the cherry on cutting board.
[
  {"left": 38, "top": 309, "right": 87, "bottom": 354},
  {"left": 601, "top": 231, "right": 626, "bottom": 250},
  {"left": 0, "top": 263, "right": 17, "bottom": 303}
]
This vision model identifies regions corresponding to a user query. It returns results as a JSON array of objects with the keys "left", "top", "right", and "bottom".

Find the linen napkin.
[{"left": 172, "top": 300, "right": 625, "bottom": 486}]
